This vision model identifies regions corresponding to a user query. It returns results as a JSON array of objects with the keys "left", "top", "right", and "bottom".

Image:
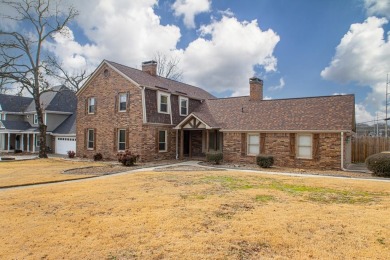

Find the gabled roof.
[
  {"left": 52, "top": 113, "right": 76, "bottom": 134},
  {"left": 25, "top": 85, "right": 76, "bottom": 113},
  {"left": 188, "top": 94, "right": 355, "bottom": 132},
  {"left": 0, "top": 120, "right": 33, "bottom": 131},
  {"left": 105, "top": 60, "right": 215, "bottom": 100},
  {"left": 0, "top": 94, "right": 32, "bottom": 112}
]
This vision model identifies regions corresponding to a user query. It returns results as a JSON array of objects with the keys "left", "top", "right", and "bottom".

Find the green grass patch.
[{"left": 255, "top": 195, "right": 275, "bottom": 202}]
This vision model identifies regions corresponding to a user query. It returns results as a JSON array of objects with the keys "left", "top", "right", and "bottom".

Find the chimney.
[
  {"left": 249, "top": 77, "right": 263, "bottom": 101},
  {"left": 142, "top": 60, "right": 157, "bottom": 76}
]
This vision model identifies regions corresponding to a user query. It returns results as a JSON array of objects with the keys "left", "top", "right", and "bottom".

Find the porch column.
[
  {"left": 206, "top": 130, "right": 209, "bottom": 152},
  {"left": 21, "top": 134, "right": 24, "bottom": 151},
  {"left": 27, "top": 134, "right": 30, "bottom": 152},
  {"left": 7, "top": 133, "right": 10, "bottom": 152},
  {"left": 180, "top": 129, "right": 184, "bottom": 159}
]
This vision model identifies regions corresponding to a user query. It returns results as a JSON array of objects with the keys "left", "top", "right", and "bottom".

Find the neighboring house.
[
  {"left": 76, "top": 60, "right": 355, "bottom": 169},
  {"left": 0, "top": 86, "right": 77, "bottom": 155}
]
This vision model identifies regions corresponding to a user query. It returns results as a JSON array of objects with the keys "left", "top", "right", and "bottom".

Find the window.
[
  {"left": 158, "top": 92, "right": 169, "bottom": 114},
  {"left": 35, "top": 134, "right": 40, "bottom": 147},
  {"left": 118, "top": 129, "right": 126, "bottom": 151},
  {"left": 88, "top": 97, "right": 95, "bottom": 114},
  {"left": 247, "top": 133, "right": 260, "bottom": 155},
  {"left": 33, "top": 114, "right": 38, "bottom": 125},
  {"left": 87, "top": 129, "right": 94, "bottom": 149},
  {"left": 158, "top": 130, "right": 167, "bottom": 152},
  {"left": 179, "top": 97, "right": 188, "bottom": 116},
  {"left": 119, "top": 93, "right": 127, "bottom": 112},
  {"left": 297, "top": 134, "right": 312, "bottom": 159}
]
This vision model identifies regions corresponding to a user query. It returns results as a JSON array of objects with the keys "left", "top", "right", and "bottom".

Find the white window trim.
[
  {"left": 33, "top": 114, "right": 38, "bottom": 125},
  {"left": 157, "top": 91, "right": 170, "bottom": 114},
  {"left": 296, "top": 133, "right": 313, "bottom": 159},
  {"left": 118, "top": 93, "right": 127, "bottom": 112},
  {"left": 87, "top": 129, "right": 94, "bottom": 150},
  {"left": 118, "top": 129, "right": 126, "bottom": 151},
  {"left": 88, "top": 97, "right": 95, "bottom": 114},
  {"left": 179, "top": 96, "right": 189, "bottom": 116},
  {"left": 247, "top": 133, "right": 260, "bottom": 156},
  {"left": 158, "top": 130, "right": 167, "bottom": 152}
]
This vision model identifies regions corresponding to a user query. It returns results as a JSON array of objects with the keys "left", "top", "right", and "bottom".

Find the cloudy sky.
[{"left": 2, "top": 0, "right": 390, "bottom": 124}]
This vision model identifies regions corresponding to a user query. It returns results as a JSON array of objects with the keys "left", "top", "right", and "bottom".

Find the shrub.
[
  {"left": 93, "top": 153, "right": 103, "bottom": 161},
  {"left": 117, "top": 150, "right": 140, "bottom": 166},
  {"left": 365, "top": 152, "right": 390, "bottom": 177},
  {"left": 206, "top": 152, "right": 223, "bottom": 165},
  {"left": 14, "top": 149, "right": 22, "bottom": 154},
  {"left": 256, "top": 154, "right": 274, "bottom": 168},
  {"left": 67, "top": 150, "right": 76, "bottom": 158}
]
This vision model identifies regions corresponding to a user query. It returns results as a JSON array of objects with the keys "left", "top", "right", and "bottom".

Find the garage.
[{"left": 55, "top": 136, "right": 76, "bottom": 155}]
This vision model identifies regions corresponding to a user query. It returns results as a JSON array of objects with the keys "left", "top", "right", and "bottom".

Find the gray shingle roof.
[
  {"left": 106, "top": 60, "right": 215, "bottom": 100},
  {"left": 192, "top": 94, "right": 355, "bottom": 131},
  {"left": 25, "top": 85, "right": 76, "bottom": 113},
  {"left": 52, "top": 113, "right": 76, "bottom": 134},
  {"left": 0, "top": 94, "right": 32, "bottom": 112},
  {"left": 0, "top": 120, "right": 33, "bottom": 131}
]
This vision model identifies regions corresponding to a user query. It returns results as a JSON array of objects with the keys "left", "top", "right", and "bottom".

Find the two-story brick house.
[{"left": 76, "top": 60, "right": 355, "bottom": 169}]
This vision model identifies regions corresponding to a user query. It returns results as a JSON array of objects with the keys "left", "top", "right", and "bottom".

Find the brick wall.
[{"left": 223, "top": 132, "right": 343, "bottom": 169}]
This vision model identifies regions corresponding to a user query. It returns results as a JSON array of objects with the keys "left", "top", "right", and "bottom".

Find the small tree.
[{"left": 0, "top": 0, "right": 78, "bottom": 158}]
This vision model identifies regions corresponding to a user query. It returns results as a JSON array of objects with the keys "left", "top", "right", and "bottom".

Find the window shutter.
[
  {"left": 114, "top": 95, "right": 118, "bottom": 113},
  {"left": 155, "top": 129, "right": 159, "bottom": 153},
  {"left": 167, "top": 130, "right": 171, "bottom": 151},
  {"left": 241, "top": 133, "right": 246, "bottom": 156},
  {"left": 93, "top": 128, "right": 97, "bottom": 150},
  {"left": 260, "top": 133, "right": 266, "bottom": 154},
  {"left": 85, "top": 99, "right": 88, "bottom": 115},
  {"left": 113, "top": 128, "right": 117, "bottom": 151},
  {"left": 125, "top": 128, "right": 129, "bottom": 149},
  {"left": 126, "top": 92, "right": 130, "bottom": 111},
  {"left": 94, "top": 99, "right": 97, "bottom": 115},
  {"left": 84, "top": 128, "right": 87, "bottom": 149},
  {"left": 289, "top": 133, "right": 296, "bottom": 158},
  {"left": 313, "top": 134, "right": 320, "bottom": 160}
]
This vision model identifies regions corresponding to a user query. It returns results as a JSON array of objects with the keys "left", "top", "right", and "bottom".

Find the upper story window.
[
  {"left": 247, "top": 133, "right": 260, "bottom": 156},
  {"left": 119, "top": 93, "right": 127, "bottom": 112},
  {"left": 179, "top": 97, "right": 188, "bottom": 116},
  {"left": 158, "top": 92, "right": 170, "bottom": 114},
  {"left": 88, "top": 97, "right": 95, "bottom": 114},
  {"left": 297, "top": 134, "right": 312, "bottom": 159},
  {"left": 33, "top": 114, "right": 38, "bottom": 125}
]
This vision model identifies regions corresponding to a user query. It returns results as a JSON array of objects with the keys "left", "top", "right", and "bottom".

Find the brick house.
[{"left": 76, "top": 60, "right": 355, "bottom": 169}]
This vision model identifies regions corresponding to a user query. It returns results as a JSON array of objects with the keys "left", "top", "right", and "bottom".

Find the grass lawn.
[
  {"left": 0, "top": 169, "right": 389, "bottom": 259},
  {"left": 0, "top": 159, "right": 105, "bottom": 187}
]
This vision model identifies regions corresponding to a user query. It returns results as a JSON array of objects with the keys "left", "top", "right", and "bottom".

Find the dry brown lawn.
[
  {"left": 0, "top": 159, "right": 105, "bottom": 187},
  {"left": 0, "top": 169, "right": 389, "bottom": 259}
]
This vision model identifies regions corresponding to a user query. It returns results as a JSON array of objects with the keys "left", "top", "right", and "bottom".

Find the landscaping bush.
[
  {"left": 365, "top": 152, "right": 390, "bottom": 177},
  {"left": 14, "top": 149, "right": 22, "bottom": 154},
  {"left": 206, "top": 152, "right": 223, "bottom": 165},
  {"left": 117, "top": 150, "right": 140, "bottom": 166},
  {"left": 256, "top": 154, "right": 274, "bottom": 168},
  {"left": 93, "top": 153, "right": 103, "bottom": 161},
  {"left": 67, "top": 150, "right": 76, "bottom": 158}
]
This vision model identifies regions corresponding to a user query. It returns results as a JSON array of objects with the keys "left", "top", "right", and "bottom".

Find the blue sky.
[{"left": 1, "top": 0, "right": 389, "bottom": 124}]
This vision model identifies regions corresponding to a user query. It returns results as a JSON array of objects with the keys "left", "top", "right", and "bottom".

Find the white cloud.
[
  {"left": 269, "top": 78, "right": 285, "bottom": 91},
  {"left": 172, "top": 0, "right": 211, "bottom": 29},
  {"left": 218, "top": 8, "right": 234, "bottom": 18},
  {"left": 180, "top": 16, "right": 280, "bottom": 96},
  {"left": 364, "top": 0, "right": 390, "bottom": 18},
  {"left": 321, "top": 17, "right": 390, "bottom": 121},
  {"left": 355, "top": 104, "right": 375, "bottom": 124},
  {"left": 264, "top": 96, "right": 272, "bottom": 100},
  {"left": 332, "top": 93, "right": 347, "bottom": 95}
]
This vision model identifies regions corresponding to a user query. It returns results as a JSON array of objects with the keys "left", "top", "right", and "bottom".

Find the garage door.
[{"left": 55, "top": 137, "right": 76, "bottom": 155}]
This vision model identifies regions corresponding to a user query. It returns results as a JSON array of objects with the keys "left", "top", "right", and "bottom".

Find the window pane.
[
  {"left": 160, "top": 103, "right": 167, "bottom": 112},
  {"left": 119, "top": 94, "right": 127, "bottom": 111},
  {"left": 159, "top": 131, "right": 166, "bottom": 142},
  {"left": 120, "top": 94, "right": 126, "bottom": 102},
  {"left": 248, "top": 144, "right": 259, "bottom": 155},
  {"left": 181, "top": 106, "right": 187, "bottom": 115},
  {"left": 298, "top": 147, "right": 311, "bottom": 158},
  {"left": 159, "top": 143, "right": 166, "bottom": 151},
  {"left": 90, "top": 98, "right": 95, "bottom": 105},
  {"left": 119, "top": 142, "right": 126, "bottom": 150},
  {"left": 161, "top": 95, "right": 167, "bottom": 104},
  {"left": 299, "top": 135, "right": 311, "bottom": 146},
  {"left": 119, "top": 130, "right": 126, "bottom": 142},
  {"left": 249, "top": 135, "right": 259, "bottom": 144}
]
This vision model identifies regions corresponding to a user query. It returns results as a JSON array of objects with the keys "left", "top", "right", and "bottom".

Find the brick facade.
[{"left": 223, "top": 132, "right": 346, "bottom": 170}]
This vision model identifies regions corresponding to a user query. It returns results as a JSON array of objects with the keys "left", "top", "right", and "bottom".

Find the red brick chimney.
[
  {"left": 249, "top": 77, "right": 263, "bottom": 101},
  {"left": 142, "top": 60, "right": 157, "bottom": 76}
]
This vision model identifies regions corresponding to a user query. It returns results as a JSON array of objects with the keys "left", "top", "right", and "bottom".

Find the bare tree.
[
  {"left": 153, "top": 52, "right": 183, "bottom": 81},
  {"left": 46, "top": 56, "right": 90, "bottom": 92},
  {"left": 0, "top": 0, "right": 78, "bottom": 158}
]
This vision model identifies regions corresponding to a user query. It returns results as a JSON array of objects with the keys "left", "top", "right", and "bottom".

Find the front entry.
[
  {"left": 183, "top": 131, "right": 190, "bottom": 156},
  {"left": 15, "top": 135, "right": 21, "bottom": 150}
]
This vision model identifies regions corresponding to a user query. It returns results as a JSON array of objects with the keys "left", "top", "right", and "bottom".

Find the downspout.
[
  {"left": 176, "top": 129, "right": 178, "bottom": 160},
  {"left": 341, "top": 132, "right": 346, "bottom": 171}
]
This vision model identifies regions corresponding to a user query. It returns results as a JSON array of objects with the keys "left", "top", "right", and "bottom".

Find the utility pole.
[{"left": 386, "top": 73, "right": 389, "bottom": 137}]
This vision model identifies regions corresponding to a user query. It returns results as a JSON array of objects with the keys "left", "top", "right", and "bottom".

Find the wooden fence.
[{"left": 352, "top": 136, "right": 390, "bottom": 162}]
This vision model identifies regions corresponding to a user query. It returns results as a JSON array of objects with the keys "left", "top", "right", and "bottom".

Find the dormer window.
[
  {"left": 158, "top": 92, "right": 170, "bottom": 114},
  {"left": 33, "top": 114, "right": 38, "bottom": 125},
  {"left": 88, "top": 97, "right": 95, "bottom": 114},
  {"left": 179, "top": 97, "right": 188, "bottom": 116}
]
